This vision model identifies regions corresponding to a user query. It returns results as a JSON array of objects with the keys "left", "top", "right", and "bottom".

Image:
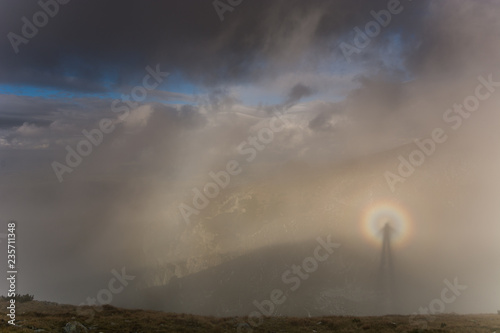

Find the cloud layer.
[{"left": 1, "top": 0, "right": 500, "bottom": 315}]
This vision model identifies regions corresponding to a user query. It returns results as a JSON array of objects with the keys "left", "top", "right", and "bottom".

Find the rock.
[
  {"left": 63, "top": 321, "right": 88, "bottom": 333},
  {"left": 236, "top": 322, "right": 251, "bottom": 330}
]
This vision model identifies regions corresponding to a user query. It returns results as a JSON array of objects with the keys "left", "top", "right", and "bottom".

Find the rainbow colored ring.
[{"left": 361, "top": 200, "right": 412, "bottom": 248}]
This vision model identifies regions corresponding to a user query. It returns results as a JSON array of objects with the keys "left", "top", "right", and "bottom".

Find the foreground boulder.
[{"left": 63, "top": 321, "right": 88, "bottom": 333}]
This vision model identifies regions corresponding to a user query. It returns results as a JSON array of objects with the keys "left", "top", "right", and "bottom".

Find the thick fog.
[{"left": 0, "top": 0, "right": 499, "bottom": 317}]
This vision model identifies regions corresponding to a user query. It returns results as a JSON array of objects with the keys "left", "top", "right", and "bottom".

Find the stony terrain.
[{"left": 1, "top": 300, "right": 499, "bottom": 332}]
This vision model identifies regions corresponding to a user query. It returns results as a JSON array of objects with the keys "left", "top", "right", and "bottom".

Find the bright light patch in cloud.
[{"left": 361, "top": 200, "right": 413, "bottom": 248}]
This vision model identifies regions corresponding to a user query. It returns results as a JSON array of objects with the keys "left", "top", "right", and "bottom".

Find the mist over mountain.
[{"left": 0, "top": 0, "right": 499, "bottom": 321}]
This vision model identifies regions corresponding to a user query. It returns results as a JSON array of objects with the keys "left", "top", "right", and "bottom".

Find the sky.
[{"left": 0, "top": 0, "right": 500, "bottom": 317}]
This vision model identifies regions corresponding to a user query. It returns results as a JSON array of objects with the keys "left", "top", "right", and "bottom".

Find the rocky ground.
[{"left": 0, "top": 300, "right": 500, "bottom": 332}]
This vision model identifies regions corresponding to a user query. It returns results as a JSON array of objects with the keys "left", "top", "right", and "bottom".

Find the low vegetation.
[
  {"left": 0, "top": 299, "right": 499, "bottom": 332},
  {"left": 0, "top": 294, "right": 34, "bottom": 303}
]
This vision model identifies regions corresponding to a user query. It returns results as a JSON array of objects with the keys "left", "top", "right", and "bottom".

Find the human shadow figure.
[{"left": 376, "top": 221, "right": 399, "bottom": 314}]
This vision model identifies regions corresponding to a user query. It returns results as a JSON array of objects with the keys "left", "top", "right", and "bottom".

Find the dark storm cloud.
[
  {"left": 286, "top": 83, "right": 315, "bottom": 104},
  {"left": 0, "top": 115, "right": 50, "bottom": 129},
  {"left": 0, "top": 0, "right": 430, "bottom": 92},
  {"left": 404, "top": 0, "right": 500, "bottom": 77},
  {"left": 308, "top": 103, "right": 342, "bottom": 132}
]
